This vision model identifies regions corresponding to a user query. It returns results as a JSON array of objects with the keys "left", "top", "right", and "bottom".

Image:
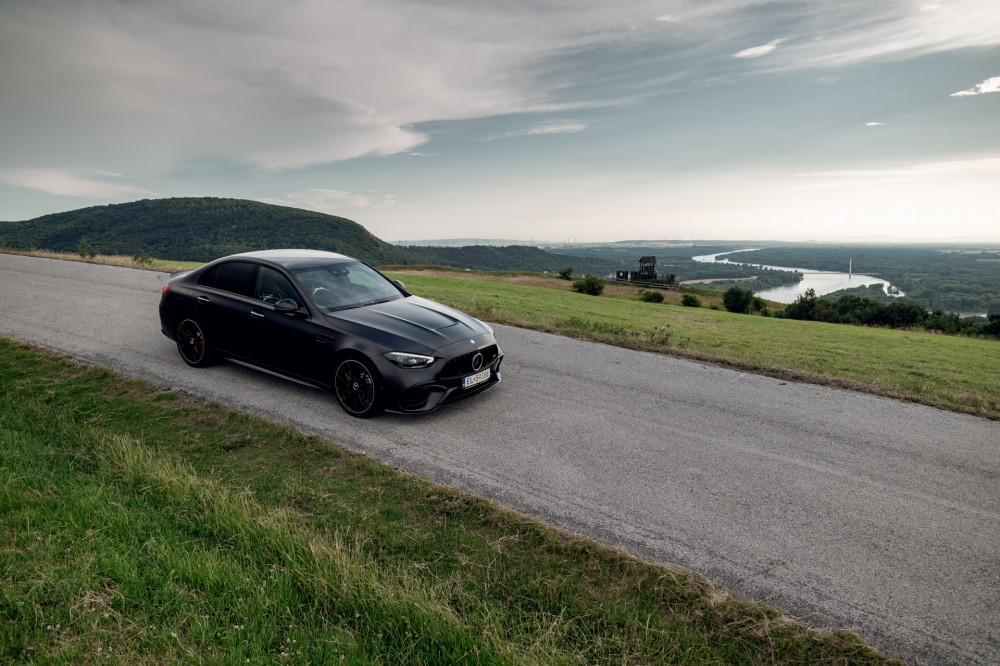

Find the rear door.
[{"left": 193, "top": 260, "right": 258, "bottom": 359}]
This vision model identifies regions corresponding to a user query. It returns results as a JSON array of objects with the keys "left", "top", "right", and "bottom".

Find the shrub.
[
  {"left": 558, "top": 266, "right": 574, "bottom": 280},
  {"left": 572, "top": 273, "right": 605, "bottom": 296},
  {"left": 722, "top": 285, "right": 755, "bottom": 314},
  {"left": 639, "top": 290, "right": 664, "bottom": 303},
  {"left": 132, "top": 252, "right": 153, "bottom": 265},
  {"left": 78, "top": 237, "right": 97, "bottom": 259},
  {"left": 681, "top": 293, "right": 701, "bottom": 308}
]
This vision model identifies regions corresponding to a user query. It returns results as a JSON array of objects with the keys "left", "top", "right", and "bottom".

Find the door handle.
[
  {"left": 196, "top": 296, "right": 210, "bottom": 304},
  {"left": 250, "top": 310, "right": 265, "bottom": 319}
]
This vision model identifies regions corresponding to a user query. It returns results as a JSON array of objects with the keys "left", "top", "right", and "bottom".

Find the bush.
[
  {"left": 132, "top": 252, "right": 153, "bottom": 265},
  {"left": 558, "top": 266, "right": 574, "bottom": 280},
  {"left": 722, "top": 285, "right": 755, "bottom": 314},
  {"left": 681, "top": 293, "right": 701, "bottom": 308},
  {"left": 572, "top": 273, "right": 605, "bottom": 296},
  {"left": 639, "top": 290, "right": 664, "bottom": 303},
  {"left": 78, "top": 237, "right": 97, "bottom": 259}
]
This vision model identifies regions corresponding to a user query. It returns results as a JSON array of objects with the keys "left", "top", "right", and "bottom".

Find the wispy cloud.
[
  {"left": 259, "top": 189, "right": 396, "bottom": 215},
  {"left": 655, "top": 15, "right": 681, "bottom": 23},
  {"left": 488, "top": 123, "right": 588, "bottom": 141},
  {"left": 951, "top": 75, "right": 1000, "bottom": 96},
  {"left": 0, "top": 168, "right": 152, "bottom": 199},
  {"left": 793, "top": 157, "right": 1000, "bottom": 188},
  {"left": 865, "top": 122, "right": 884, "bottom": 126},
  {"left": 733, "top": 39, "right": 785, "bottom": 59}
]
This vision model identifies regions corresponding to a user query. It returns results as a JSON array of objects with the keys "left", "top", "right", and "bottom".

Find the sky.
[{"left": 1, "top": 0, "right": 998, "bottom": 243}]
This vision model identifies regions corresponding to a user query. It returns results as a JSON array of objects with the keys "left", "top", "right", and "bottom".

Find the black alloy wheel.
[
  {"left": 334, "top": 356, "right": 384, "bottom": 417},
  {"left": 176, "top": 318, "right": 214, "bottom": 367}
]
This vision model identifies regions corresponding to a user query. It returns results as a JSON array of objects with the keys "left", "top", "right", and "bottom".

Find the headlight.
[{"left": 383, "top": 351, "right": 436, "bottom": 369}]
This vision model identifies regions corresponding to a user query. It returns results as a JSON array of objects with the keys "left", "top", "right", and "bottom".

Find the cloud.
[
  {"left": 488, "top": 123, "right": 588, "bottom": 140},
  {"left": 792, "top": 156, "right": 1000, "bottom": 188},
  {"left": 2, "top": 0, "right": 999, "bottom": 185},
  {"left": 259, "top": 189, "right": 396, "bottom": 215},
  {"left": 0, "top": 169, "right": 153, "bottom": 199},
  {"left": 865, "top": 122, "right": 884, "bottom": 126},
  {"left": 733, "top": 39, "right": 785, "bottom": 59},
  {"left": 951, "top": 75, "right": 1000, "bottom": 96}
]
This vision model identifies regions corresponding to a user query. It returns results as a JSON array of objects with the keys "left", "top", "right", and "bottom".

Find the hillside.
[
  {"left": 0, "top": 197, "right": 419, "bottom": 266},
  {"left": 0, "top": 198, "right": 623, "bottom": 273}
]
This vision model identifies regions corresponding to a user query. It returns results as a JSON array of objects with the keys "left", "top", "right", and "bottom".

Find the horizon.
[{"left": 1, "top": 1, "right": 997, "bottom": 242}]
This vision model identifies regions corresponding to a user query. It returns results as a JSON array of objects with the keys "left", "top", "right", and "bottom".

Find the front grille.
[{"left": 439, "top": 344, "right": 499, "bottom": 379}]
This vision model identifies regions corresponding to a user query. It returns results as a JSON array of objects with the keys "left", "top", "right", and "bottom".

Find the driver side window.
[{"left": 255, "top": 266, "right": 300, "bottom": 306}]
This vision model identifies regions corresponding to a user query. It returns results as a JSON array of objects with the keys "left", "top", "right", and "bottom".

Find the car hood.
[{"left": 324, "top": 296, "right": 491, "bottom": 354}]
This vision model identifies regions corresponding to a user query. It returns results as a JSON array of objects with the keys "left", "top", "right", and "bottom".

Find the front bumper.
[{"left": 372, "top": 337, "right": 504, "bottom": 414}]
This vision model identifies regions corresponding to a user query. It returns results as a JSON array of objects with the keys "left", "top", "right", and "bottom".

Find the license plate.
[{"left": 462, "top": 368, "right": 491, "bottom": 389}]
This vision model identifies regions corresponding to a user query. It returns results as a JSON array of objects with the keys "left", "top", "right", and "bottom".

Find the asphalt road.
[{"left": 1, "top": 253, "right": 998, "bottom": 665}]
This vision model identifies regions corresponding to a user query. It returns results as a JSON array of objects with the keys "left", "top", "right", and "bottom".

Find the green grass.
[
  {"left": 0, "top": 339, "right": 899, "bottom": 664},
  {"left": 387, "top": 271, "right": 1000, "bottom": 419}
]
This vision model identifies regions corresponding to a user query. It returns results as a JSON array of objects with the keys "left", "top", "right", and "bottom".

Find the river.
[{"left": 692, "top": 250, "right": 905, "bottom": 304}]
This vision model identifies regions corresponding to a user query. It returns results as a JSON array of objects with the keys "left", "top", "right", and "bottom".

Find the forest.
[{"left": 0, "top": 198, "right": 417, "bottom": 266}]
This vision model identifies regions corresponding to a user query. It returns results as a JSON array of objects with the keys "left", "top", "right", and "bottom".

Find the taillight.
[{"left": 162, "top": 285, "right": 169, "bottom": 293}]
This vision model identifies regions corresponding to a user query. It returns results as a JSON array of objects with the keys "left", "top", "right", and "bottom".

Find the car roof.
[{"left": 224, "top": 249, "right": 357, "bottom": 270}]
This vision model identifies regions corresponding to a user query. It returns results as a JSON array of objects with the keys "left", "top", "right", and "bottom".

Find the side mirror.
[
  {"left": 274, "top": 298, "right": 302, "bottom": 313},
  {"left": 392, "top": 280, "right": 406, "bottom": 291}
]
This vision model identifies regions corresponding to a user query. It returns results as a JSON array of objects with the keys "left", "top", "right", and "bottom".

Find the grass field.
[
  {"left": 387, "top": 271, "right": 1000, "bottom": 420},
  {"left": 0, "top": 339, "right": 900, "bottom": 664}
]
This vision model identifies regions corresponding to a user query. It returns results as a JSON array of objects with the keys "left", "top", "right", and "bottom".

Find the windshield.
[{"left": 293, "top": 262, "right": 403, "bottom": 312}]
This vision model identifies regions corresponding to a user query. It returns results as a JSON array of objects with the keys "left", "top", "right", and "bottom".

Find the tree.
[
  {"left": 722, "top": 285, "right": 754, "bottom": 314},
  {"left": 558, "top": 266, "right": 574, "bottom": 280},
  {"left": 572, "top": 273, "right": 605, "bottom": 296},
  {"left": 78, "top": 237, "right": 96, "bottom": 259}
]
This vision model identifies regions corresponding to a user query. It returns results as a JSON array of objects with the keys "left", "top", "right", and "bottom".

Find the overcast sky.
[{"left": 1, "top": 0, "right": 998, "bottom": 242}]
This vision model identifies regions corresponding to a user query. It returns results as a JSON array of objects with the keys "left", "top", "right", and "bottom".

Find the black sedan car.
[{"left": 159, "top": 249, "right": 502, "bottom": 417}]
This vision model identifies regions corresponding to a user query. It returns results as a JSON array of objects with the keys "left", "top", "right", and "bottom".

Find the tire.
[
  {"left": 333, "top": 355, "right": 385, "bottom": 418},
  {"left": 175, "top": 317, "right": 215, "bottom": 367}
]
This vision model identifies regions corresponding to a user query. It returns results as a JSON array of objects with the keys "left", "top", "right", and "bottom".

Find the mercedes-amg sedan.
[{"left": 159, "top": 249, "right": 503, "bottom": 417}]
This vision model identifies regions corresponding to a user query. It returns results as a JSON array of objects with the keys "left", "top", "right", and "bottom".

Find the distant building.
[{"left": 638, "top": 256, "right": 657, "bottom": 280}]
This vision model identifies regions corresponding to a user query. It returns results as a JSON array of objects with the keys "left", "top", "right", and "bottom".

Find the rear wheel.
[
  {"left": 176, "top": 317, "right": 215, "bottom": 367},
  {"left": 334, "top": 356, "right": 385, "bottom": 417}
]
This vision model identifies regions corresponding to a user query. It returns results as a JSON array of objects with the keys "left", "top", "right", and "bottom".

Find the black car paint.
[{"left": 159, "top": 250, "right": 502, "bottom": 415}]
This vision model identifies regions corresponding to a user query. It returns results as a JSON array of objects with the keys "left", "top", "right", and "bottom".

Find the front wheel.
[
  {"left": 333, "top": 356, "right": 385, "bottom": 418},
  {"left": 176, "top": 317, "right": 215, "bottom": 367}
]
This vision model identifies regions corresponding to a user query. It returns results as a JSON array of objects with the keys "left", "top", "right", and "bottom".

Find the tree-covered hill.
[
  {"left": 0, "top": 198, "right": 420, "bottom": 266},
  {"left": 0, "top": 198, "right": 627, "bottom": 274}
]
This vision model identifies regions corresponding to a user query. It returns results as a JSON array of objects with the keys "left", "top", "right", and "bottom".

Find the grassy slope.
[
  {"left": 0, "top": 340, "right": 898, "bottom": 664},
  {"left": 387, "top": 271, "right": 1000, "bottom": 420}
]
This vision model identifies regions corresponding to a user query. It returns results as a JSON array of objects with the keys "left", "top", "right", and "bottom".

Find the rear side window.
[
  {"left": 212, "top": 261, "right": 256, "bottom": 297},
  {"left": 198, "top": 264, "right": 219, "bottom": 287}
]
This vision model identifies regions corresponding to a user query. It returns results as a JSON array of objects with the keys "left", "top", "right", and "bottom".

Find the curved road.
[{"left": 1, "top": 253, "right": 997, "bottom": 665}]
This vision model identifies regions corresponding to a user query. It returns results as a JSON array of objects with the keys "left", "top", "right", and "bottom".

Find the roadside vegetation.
[
  {"left": 0, "top": 339, "right": 899, "bottom": 664},
  {"left": 387, "top": 270, "right": 1000, "bottom": 419},
  {"left": 0, "top": 247, "right": 199, "bottom": 273}
]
